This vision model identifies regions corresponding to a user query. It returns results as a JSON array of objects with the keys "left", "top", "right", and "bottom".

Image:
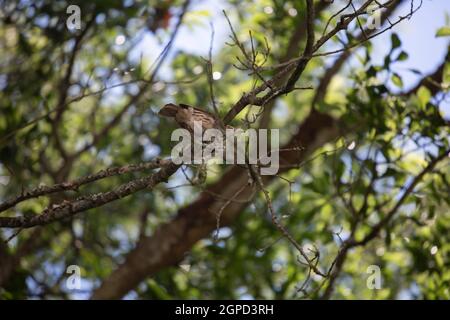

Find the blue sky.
[
  {"left": 370, "top": 0, "right": 450, "bottom": 117},
  {"left": 68, "top": 0, "right": 450, "bottom": 299},
  {"left": 133, "top": 0, "right": 450, "bottom": 231},
  {"left": 132, "top": 0, "right": 449, "bottom": 116}
]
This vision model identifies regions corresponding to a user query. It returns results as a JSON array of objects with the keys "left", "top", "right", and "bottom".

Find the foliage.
[{"left": 0, "top": 0, "right": 449, "bottom": 299}]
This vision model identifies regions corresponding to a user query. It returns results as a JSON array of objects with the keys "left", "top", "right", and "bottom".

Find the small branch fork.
[
  {"left": 0, "top": 0, "right": 432, "bottom": 298},
  {"left": 248, "top": 164, "right": 326, "bottom": 277},
  {"left": 203, "top": 0, "right": 431, "bottom": 293},
  {"left": 319, "top": 146, "right": 450, "bottom": 299},
  {"left": 222, "top": 0, "right": 422, "bottom": 126}
]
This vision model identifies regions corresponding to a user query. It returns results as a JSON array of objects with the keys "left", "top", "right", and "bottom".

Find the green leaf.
[
  {"left": 391, "top": 33, "right": 401, "bottom": 50},
  {"left": 391, "top": 73, "right": 404, "bottom": 88},
  {"left": 417, "top": 86, "right": 431, "bottom": 109},
  {"left": 395, "top": 51, "right": 409, "bottom": 62},
  {"left": 443, "top": 62, "right": 450, "bottom": 84},
  {"left": 435, "top": 26, "right": 450, "bottom": 37}
]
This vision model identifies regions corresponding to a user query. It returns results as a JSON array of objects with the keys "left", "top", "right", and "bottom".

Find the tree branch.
[
  {"left": 0, "top": 162, "right": 179, "bottom": 228},
  {"left": 91, "top": 110, "right": 341, "bottom": 299},
  {"left": 0, "top": 159, "right": 171, "bottom": 214}
]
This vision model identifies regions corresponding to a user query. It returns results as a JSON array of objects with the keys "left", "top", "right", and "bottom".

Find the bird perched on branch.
[
  {"left": 158, "top": 103, "right": 230, "bottom": 132},
  {"left": 158, "top": 103, "right": 230, "bottom": 182}
]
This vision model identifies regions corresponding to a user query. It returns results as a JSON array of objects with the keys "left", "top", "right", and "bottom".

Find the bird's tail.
[{"left": 158, "top": 103, "right": 179, "bottom": 117}]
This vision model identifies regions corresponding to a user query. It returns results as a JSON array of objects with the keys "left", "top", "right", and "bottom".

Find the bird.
[
  {"left": 158, "top": 103, "right": 229, "bottom": 132},
  {"left": 158, "top": 103, "right": 237, "bottom": 166}
]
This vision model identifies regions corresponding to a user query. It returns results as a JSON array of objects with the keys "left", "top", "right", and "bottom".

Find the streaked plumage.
[{"left": 158, "top": 103, "right": 229, "bottom": 132}]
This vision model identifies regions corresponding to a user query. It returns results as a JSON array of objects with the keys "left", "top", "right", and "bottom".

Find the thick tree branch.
[
  {"left": 91, "top": 110, "right": 341, "bottom": 299},
  {"left": 90, "top": 0, "right": 426, "bottom": 299},
  {"left": 0, "top": 159, "right": 171, "bottom": 214},
  {"left": 0, "top": 162, "right": 179, "bottom": 228}
]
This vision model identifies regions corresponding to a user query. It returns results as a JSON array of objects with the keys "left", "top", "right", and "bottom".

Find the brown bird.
[
  {"left": 159, "top": 103, "right": 241, "bottom": 166},
  {"left": 158, "top": 103, "right": 229, "bottom": 132}
]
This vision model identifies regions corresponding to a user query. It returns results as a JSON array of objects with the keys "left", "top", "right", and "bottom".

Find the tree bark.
[{"left": 92, "top": 109, "right": 340, "bottom": 299}]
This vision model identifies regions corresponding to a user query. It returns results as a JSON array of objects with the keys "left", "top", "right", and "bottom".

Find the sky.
[
  {"left": 132, "top": 0, "right": 450, "bottom": 116},
  {"left": 130, "top": 0, "right": 450, "bottom": 210},
  {"left": 370, "top": 0, "right": 450, "bottom": 117},
  {"left": 36, "top": 0, "right": 450, "bottom": 299},
  {"left": 128, "top": 0, "right": 450, "bottom": 300}
]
